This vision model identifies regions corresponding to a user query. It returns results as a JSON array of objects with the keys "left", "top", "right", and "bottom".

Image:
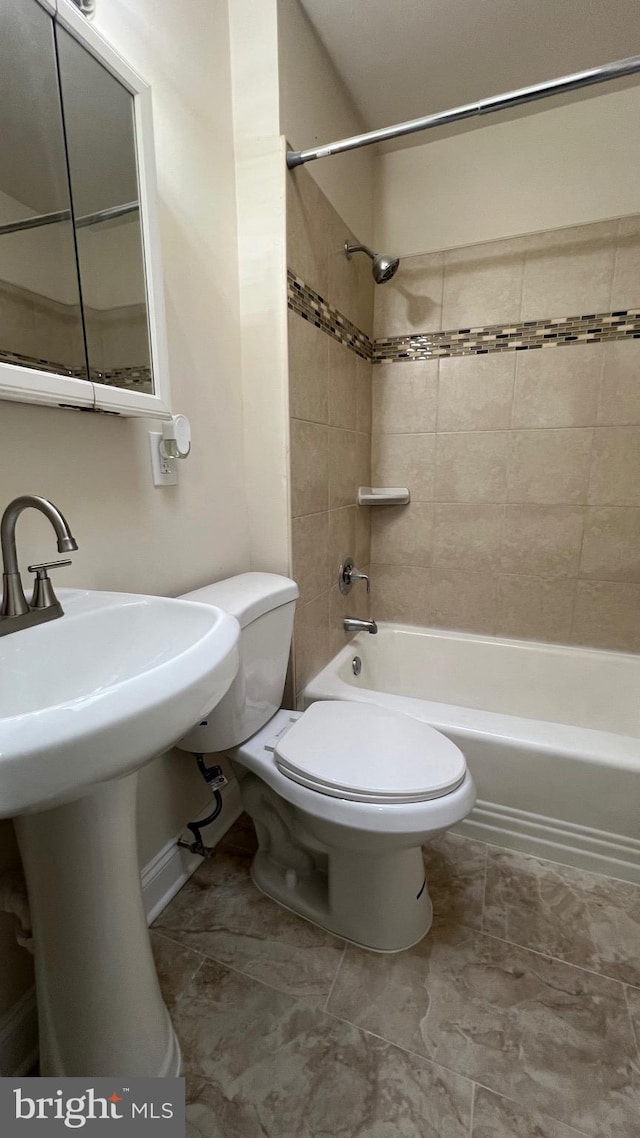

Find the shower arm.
[{"left": 287, "top": 53, "right": 640, "bottom": 168}]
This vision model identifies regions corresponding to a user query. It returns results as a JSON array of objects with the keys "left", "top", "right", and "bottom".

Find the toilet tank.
[{"left": 176, "top": 572, "right": 298, "bottom": 753}]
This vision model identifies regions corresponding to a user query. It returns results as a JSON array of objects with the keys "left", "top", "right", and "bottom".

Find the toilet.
[{"left": 178, "top": 572, "right": 475, "bottom": 952}]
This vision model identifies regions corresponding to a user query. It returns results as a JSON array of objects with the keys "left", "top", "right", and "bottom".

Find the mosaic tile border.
[
  {"left": 287, "top": 270, "right": 372, "bottom": 360},
  {"left": 375, "top": 310, "right": 640, "bottom": 362},
  {"left": 287, "top": 269, "right": 640, "bottom": 364},
  {"left": 0, "top": 346, "right": 152, "bottom": 391}
]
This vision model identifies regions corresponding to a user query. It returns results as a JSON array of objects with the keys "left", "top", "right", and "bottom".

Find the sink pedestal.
[{"left": 15, "top": 772, "right": 181, "bottom": 1077}]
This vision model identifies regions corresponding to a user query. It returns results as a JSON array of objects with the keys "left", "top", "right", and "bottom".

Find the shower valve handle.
[{"left": 339, "top": 557, "right": 370, "bottom": 595}]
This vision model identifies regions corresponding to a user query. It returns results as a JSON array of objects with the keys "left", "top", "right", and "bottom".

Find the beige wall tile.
[
  {"left": 521, "top": 221, "right": 618, "bottom": 321},
  {"left": 372, "top": 360, "right": 438, "bottom": 434},
  {"left": 597, "top": 341, "right": 640, "bottom": 426},
  {"left": 328, "top": 339, "right": 356, "bottom": 429},
  {"left": 435, "top": 432, "right": 509, "bottom": 503},
  {"left": 293, "top": 590, "right": 330, "bottom": 690},
  {"left": 442, "top": 237, "right": 526, "bottom": 329},
  {"left": 288, "top": 311, "right": 329, "bottom": 423},
  {"left": 588, "top": 427, "right": 640, "bottom": 506},
  {"left": 329, "top": 580, "right": 371, "bottom": 659},
  {"left": 369, "top": 564, "right": 431, "bottom": 624},
  {"left": 580, "top": 507, "right": 640, "bottom": 582},
  {"left": 355, "top": 505, "right": 371, "bottom": 565},
  {"left": 513, "top": 344, "right": 602, "bottom": 428},
  {"left": 290, "top": 419, "right": 329, "bottom": 517},
  {"left": 291, "top": 512, "right": 330, "bottom": 603},
  {"left": 496, "top": 575, "right": 575, "bottom": 643},
  {"left": 438, "top": 354, "right": 515, "bottom": 431},
  {"left": 286, "top": 168, "right": 329, "bottom": 297},
  {"left": 429, "top": 568, "right": 497, "bottom": 634},
  {"left": 611, "top": 215, "right": 640, "bottom": 310},
  {"left": 356, "top": 430, "right": 371, "bottom": 491},
  {"left": 372, "top": 433, "right": 436, "bottom": 501},
  {"left": 572, "top": 580, "right": 640, "bottom": 652},
  {"left": 370, "top": 502, "right": 434, "bottom": 567},
  {"left": 355, "top": 357, "right": 372, "bottom": 433},
  {"left": 329, "top": 427, "right": 358, "bottom": 509},
  {"left": 327, "top": 207, "right": 373, "bottom": 337},
  {"left": 373, "top": 251, "right": 444, "bottom": 338},
  {"left": 329, "top": 505, "right": 356, "bottom": 573},
  {"left": 508, "top": 429, "right": 593, "bottom": 504},
  {"left": 501, "top": 504, "right": 584, "bottom": 577},
  {"left": 433, "top": 503, "right": 504, "bottom": 572}
]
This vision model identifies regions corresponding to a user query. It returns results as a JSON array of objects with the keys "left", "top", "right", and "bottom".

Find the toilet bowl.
[{"left": 178, "top": 573, "right": 475, "bottom": 952}]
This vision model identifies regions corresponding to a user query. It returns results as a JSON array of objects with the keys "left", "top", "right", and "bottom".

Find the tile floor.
[{"left": 152, "top": 814, "right": 640, "bottom": 1138}]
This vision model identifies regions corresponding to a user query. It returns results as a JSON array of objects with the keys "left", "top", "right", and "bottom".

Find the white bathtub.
[{"left": 303, "top": 624, "right": 640, "bottom": 883}]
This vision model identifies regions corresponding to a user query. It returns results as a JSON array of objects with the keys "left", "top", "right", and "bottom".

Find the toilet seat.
[{"left": 274, "top": 701, "right": 466, "bottom": 804}]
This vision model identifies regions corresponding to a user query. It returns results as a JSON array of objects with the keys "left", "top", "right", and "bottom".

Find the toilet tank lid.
[{"left": 180, "top": 572, "right": 298, "bottom": 629}]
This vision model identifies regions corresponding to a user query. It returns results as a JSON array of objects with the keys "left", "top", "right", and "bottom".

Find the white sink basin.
[
  {"left": 4, "top": 585, "right": 240, "bottom": 1078},
  {"left": 0, "top": 587, "right": 239, "bottom": 817}
]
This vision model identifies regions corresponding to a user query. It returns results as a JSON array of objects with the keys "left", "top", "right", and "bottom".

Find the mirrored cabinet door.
[
  {"left": 0, "top": 0, "right": 88, "bottom": 383},
  {"left": 55, "top": 24, "right": 154, "bottom": 396}
]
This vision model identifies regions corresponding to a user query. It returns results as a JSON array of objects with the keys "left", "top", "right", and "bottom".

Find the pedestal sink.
[{"left": 0, "top": 587, "right": 240, "bottom": 1077}]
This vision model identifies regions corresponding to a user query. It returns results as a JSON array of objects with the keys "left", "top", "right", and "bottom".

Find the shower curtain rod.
[
  {"left": 286, "top": 54, "right": 640, "bottom": 168},
  {"left": 0, "top": 200, "right": 139, "bottom": 238}
]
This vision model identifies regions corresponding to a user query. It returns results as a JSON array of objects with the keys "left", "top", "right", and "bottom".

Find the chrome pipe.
[{"left": 286, "top": 54, "right": 640, "bottom": 168}]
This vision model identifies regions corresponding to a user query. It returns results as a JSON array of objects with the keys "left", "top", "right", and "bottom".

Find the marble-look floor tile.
[
  {"left": 214, "top": 811, "right": 258, "bottom": 858},
  {"left": 149, "top": 931, "right": 203, "bottom": 1010},
  {"left": 423, "top": 832, "right": 487, "bottom": 930},
  {"left": 483, "top": 847, "right": 640, "bottom": 986},
  {"left": 327, "top": 925, "right": 640, "bottom": 1137},
  {"left": 472, "top": 1086, "right": 590, "bottom": 1138},
  {"left": 625, "top": 985, "right": 640, "bottom": 1058},
  {"left": 175, "top": 959, "right": 473, "bottom": 1138},
  {"left": 157, "top": 847, "right": 344, "bottom": 1002}
]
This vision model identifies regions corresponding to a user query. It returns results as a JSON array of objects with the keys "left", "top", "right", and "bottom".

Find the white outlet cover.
[{"left": 148, "top": 431, "right": 178, "bottom": 486}]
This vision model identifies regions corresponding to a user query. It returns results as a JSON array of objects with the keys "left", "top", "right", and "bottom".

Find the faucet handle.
[
  {"left": 28, "top": 560, "right": 72, "bottom": 610},
  {"left": 338, "top": 557, "right": 370, "bottom": 594}
]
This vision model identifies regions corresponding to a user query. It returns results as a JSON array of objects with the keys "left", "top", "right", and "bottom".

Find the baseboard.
[
  {"left": 142, "top": 778, "right": 243, "bottom": 925},
  {"left": 0, "top": 779, "right": 243, "bottom": 1076},
  {"left": 455, "top": 799, "right": 640, "bottom": 884}
]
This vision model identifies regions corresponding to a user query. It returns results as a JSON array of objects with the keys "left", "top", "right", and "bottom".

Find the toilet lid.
[{"left": 274, "top": 701, "right": 466, "bottom": 803}]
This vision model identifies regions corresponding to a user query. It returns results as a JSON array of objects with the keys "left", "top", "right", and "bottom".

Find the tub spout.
[{"left": 344, "top": 616, "right": 378, "bottom": 635}]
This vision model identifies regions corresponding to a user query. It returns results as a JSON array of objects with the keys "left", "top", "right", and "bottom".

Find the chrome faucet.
[
  {"left": 0, "top": 496, "right": 78, "bottom": 636},
  {"left": 338, "top": 557, "right": 370, "bottom": 594},
  {"left": 343, "top": 616, "right": 378, "bottom": 635}
]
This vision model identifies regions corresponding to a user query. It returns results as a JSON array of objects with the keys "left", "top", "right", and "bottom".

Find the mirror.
[
  {"left": 0, "top": 0, "right": 171, "bottom": 417},
  {"left": 0, "top": 0, "right": 88, "bottom": 382},
  {"left": 56, "top": 24, "right": 153, "bottom": 395}
]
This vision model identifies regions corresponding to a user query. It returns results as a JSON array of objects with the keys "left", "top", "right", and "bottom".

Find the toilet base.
[{"left": 251, "top": 844, "right": 433, "bottom": 953}]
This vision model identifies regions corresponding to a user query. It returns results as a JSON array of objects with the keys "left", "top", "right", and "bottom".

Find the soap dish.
[{"left": 357, "top": 487, "right": 411, "bottom": 506}]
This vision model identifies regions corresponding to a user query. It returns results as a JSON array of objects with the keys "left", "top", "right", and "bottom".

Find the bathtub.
[{"left": 303, "top": 624, "right": 640, "bottom": 884}]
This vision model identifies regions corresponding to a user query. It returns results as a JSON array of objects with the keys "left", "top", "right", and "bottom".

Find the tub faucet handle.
[{"left": 339, "top": 557, "right": 370, "bottom": 594}]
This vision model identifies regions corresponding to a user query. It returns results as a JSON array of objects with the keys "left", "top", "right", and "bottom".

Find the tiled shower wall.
[
  {"left": 287, "top": 167, "right": 374, "bottom": 700},
  {"left": 371, "top": 217, "right": 640, "bottom": 651}
]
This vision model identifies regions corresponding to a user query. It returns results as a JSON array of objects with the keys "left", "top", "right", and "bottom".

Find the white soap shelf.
[{"left": 357, "top": 486, "right": 411, "bottom": 506}]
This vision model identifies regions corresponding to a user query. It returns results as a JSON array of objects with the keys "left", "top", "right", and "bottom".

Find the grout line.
[
  {"left": 323, "top": 942, "right": 347, "bottom": 1013},
  {"left": 478, "top": 927, "right": 638, "bottom": 990},
  {"left": 468, "top": 1081, "right": 476, "bottom": 1138},
  {"left": 623, "top": 985, "right": 640, "bottom": 1061},
  {"left": 470, "top": 1081, "right": 592, "bottom": 1138}
]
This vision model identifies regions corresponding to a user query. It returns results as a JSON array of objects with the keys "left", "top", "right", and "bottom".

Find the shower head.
[{"left": 344, "top": 241, "right": 400, "bottom": 284}]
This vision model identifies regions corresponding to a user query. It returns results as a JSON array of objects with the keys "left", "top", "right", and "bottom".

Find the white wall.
[
  {"left": 0, "top": 0, "right": 249, "bottom": 1020},
  {"left": 375, "top": 86, "right": 640, "bottom": 256},
  {"left": 277, "top": 0, "right": 374, "bottom": 246}
]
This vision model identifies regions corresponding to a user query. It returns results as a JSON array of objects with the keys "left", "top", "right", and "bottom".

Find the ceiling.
[{"left": 300, "top": 0, "right": 640, "bottom": 148}]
